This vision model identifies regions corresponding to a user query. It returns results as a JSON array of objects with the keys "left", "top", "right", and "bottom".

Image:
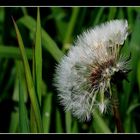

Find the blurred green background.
[{"left": 0, "top": 7, "right": 140, "bottom": 133}]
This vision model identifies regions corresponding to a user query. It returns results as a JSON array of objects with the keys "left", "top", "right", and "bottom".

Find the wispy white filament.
[{"left": 54, "top": 19, "right": 129, "bottom": 121}]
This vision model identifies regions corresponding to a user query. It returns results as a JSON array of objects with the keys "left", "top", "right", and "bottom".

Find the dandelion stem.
[
  {"left": 111, "top": 84, "right": 124, "bottom": 133},
  {"left": 112, "top": 102, "right": 124, "bottom": 133}
]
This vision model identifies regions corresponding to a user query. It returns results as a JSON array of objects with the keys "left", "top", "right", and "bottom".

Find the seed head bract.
[{"left": 54, "top": 19, "right": 130, "bottom": 121}]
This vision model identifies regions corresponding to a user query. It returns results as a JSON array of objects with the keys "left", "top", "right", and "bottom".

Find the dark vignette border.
[
  {"left": 0, "top": 0, "right": 140, "bottom": 6},
  {"left": 0, "top": 134, "right": 139, "bottom": 139}
]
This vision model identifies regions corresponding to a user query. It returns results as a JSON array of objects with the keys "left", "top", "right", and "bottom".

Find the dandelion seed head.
[{"left": 54, "top": 19, "right": 130, "bottom": 121}]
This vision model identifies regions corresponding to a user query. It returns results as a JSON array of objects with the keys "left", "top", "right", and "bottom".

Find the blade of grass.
[
  {"left": 0, "top": 46, "right": 32, "bottom": 60},
  {"left": 123, "top": 14, "right": 140, "bottom": 112},
  {"left": 62, "top": 7, "right": 80, "bottom": 51},
  {"left": 30, "top": 26, "right": 38, "bottom": 133},
  {"left": 71, "top": 120, "right": 78, "bottom": 133},
  {"left": 13, "top": 18, "right": 43, "bottom": 132},
  {"left": 30, "top": 8, "right": 42, "bottom": 132},
  {"left": 137, "top": 60, "right": 140, "bottom": 91},
  {"left": 34, "top": 8, "right": 42, "bottom": 105},
  {"left": 56, "top": 108, "right": 63, "bottom": 133},
  {"left": 30, "top": 105, "right": 38, "bottom": 133},
  {"left": 124, "top": 109, "right": 137, "bottom": 133},
  {"left": 0, "top": 60, "right": 8, "bottom": 90},
  {"left": 50, "top": 7, "right": 67, "bottom": 41},
  {"left": 16, "top": 60, "right": 30, "bottom": 132},
  {"left": 127, "top": 8, "right": 134, "bottom": 28},
  {"left": 0, "top": 66, "right": 15, "bottom": 102},
  {"left": 117, "top": 8, "right": 125, "bottom": 19},
  {"left": 9, "top": 69, "right": 19, "bottom": 133},
  {"left": 8, "top": 69, "right": 19, "bottom": 133},
  {"left": 127, "top": 103, "right": 140, "bottom": 115},
  {"left": 42, "top": 92, "right": 52, "bottom": 133},
  {"left": 76, "top": 8, "right": 87, "bottom": 32},
  {"left": 9, "top": 110, "right": 19, "bottom": 133},
  {"left": 108, "top": 7, "right": 117, "bottom": 20},
  {"left": 66, "top": 111, "right": 72, "bottom": 133},
  {"left": 12, "top": 61, "right": 28, "bottom": 103},
  {"left": 93, "top": 110, "right": 111, "bottom": 133},
  {"left": 18, "top": 15, "right": 64, "bottom": 62},
  {"left": 21, "top": 7, "right": 28, "bottom": 16},
  {"left": 30, "top": 21, "right": 38, "bottom": 133},
  {"left": 92, "top": 8, "right": 104, "bottom": 26}
]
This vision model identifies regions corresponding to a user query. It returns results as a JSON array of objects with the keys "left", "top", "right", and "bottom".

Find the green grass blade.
[
  {"left": 42, "top": 92, "right": 52, "bottom": 133},
  {"left": 127, "top": 8, "right": 134, "bottom": 28},
  {"left": 127, "top": 103, "right": 140, "bottom": 115},
  {"left": 9, "top": 111, "right": 19, "bottom": 133},
  {"left": 30, "top": 29, "right": 38, "bottom": 133},
  {"left": 30, "top": 106, "right": 38, "bottom": 133},
  {"left": 92, "top": 8, "right": 104, "bottom": 26},
  {"left": 21, "top": 7, "right": 28, "bottom": 16},
  {"left": 13, "top": 18, "right": 43, "bottom": 132},
  {"left": 93, "top": 111, "right": 111, "bottom": 133},
  {"left": 18, "top": 15, "right": 64, "bottom": 62},
  {"left": 123, "top": 15, "right": 140, "bottom": 111},
  {"left": 124, "top": 112, "right": 137, "bottom": 133},
  {"left": 0, "top": 66, "right": 15, "bottom": 102},
  {"left": 30, "top": 8, "right": 42, "bottom": 132},
  {"left": 50, "top": 7, "right": 67, "bottom": 41},
  {"left": 0, "top": 46, "right": 32, "bottom": 60},
  {"left": 0, "top": 60, "right": 8, "bottom": 91},
  {"left": 9, "top": 68, "right": 19, "bottom": 133},
  {"left": 71, "top": 120, "right": 78, "bottom": 133},
  {"left": 137, "top": 60, "right": 140, "bottom": 91},
  {"left": 56, "top": 108, "right": 63, "bottom": 133},
  {"left": 66, "top": 111, "right": 72, "bottom": 133},
  {"left": 108, "top": 7, "right": 117, "bottom": 20},
  {"left": 63, "top": 7, "right": 80, "bottom": 51},
  {"left": 17, "top": 60, "right": 30, "bottom": 133},
  {"left": 35, "top": 8, "right": 42, "bottom": 105},
  {"left": 117, "top": 8, "right": 124, "bottom": 19}
]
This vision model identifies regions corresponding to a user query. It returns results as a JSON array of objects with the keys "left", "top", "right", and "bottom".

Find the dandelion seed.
[{"left": 54, "top": 19, "right": 130, "bottom": 122}]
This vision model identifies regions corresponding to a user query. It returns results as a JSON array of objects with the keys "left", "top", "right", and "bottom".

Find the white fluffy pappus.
[{"left": 54, "top": 19, "right": 130, "bottom": 121}]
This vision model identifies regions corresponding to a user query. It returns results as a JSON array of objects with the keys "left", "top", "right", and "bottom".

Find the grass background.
[{"left": 0, "top": 7, "right": 140, "bottom": 133}]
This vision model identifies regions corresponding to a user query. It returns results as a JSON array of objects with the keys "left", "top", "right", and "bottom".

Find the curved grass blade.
[
  {"left": 16, "top": 60, "right": 30, "bottom": 132},
  {"left": 18, "top": 15, "right": 64, "bottom": 62},
  {"left": 12, "top": 18, "right": 43, "bottom": 132},
  {"left": 127, "top": 103, "right": 140, "bottom": 115},
  {"left": 93, "top": 110, "right": 111, "bottom": 133},
  {"left": 0, "top": 46, "right": 32, "bottom": 60}
]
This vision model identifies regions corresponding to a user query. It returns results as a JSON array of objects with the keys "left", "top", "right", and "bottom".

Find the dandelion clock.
[{"left": 54, "top": 19, "right": 131, "bottom": 133}]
